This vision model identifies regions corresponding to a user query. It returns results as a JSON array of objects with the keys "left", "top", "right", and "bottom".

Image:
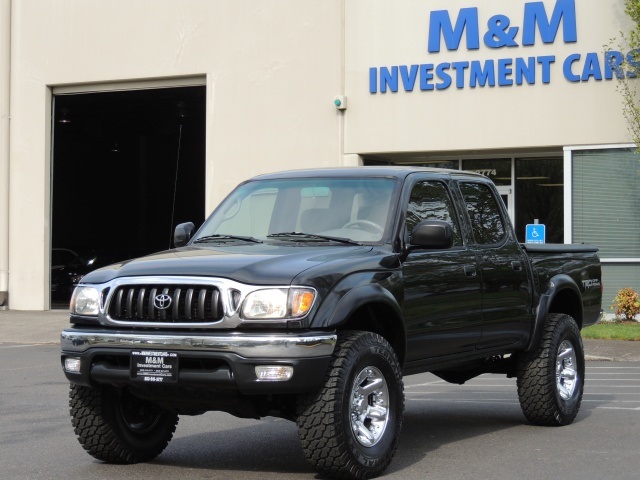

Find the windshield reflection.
[{"left": 194, "top": 177, "right": 397, "bottom": 244}]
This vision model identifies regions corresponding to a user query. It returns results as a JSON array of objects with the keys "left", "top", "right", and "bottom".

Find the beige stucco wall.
[
  {"left": 4, "top": 0, "right": 637, "bottom": 309},
  {"left": 344, "top": 0, "right": 635, "bottom": 154},
  {"left": 8, "top": 0, "right": 343, "bottom": 309}
]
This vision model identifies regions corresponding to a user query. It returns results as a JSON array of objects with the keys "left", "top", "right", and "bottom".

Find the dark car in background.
[{"left": 51, "top": 248, "right": 127, "bottom": 303}]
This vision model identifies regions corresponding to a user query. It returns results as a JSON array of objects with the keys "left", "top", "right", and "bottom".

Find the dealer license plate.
[{"left": 131, "top": 350, "right": 178, "bottom": 383}]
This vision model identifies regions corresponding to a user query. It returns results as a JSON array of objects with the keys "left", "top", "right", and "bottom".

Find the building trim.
[
  {"left": 563, "top": 148, "right": 572, "bottom": 244},
  {"left": 51, "top": 75, "right": 207, "bottom": 96},
  {"left": 601, "top": 258, "right": 640, "bottom": 263},
  {"left": 563, "top": 143, "right": 637, "bottom": 151}
]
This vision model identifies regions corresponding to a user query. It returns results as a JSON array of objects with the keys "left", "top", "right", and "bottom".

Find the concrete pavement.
[
  {"left": 0, "top": 309, "right": 69, "bottom": 344},
  {"left": 1, "top": 309, "right": 639, "bottom": 361}
]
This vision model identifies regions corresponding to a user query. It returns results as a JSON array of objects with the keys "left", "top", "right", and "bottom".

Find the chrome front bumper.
[{"left": 61, "top": 328, "right": 337, "bottom": 359}]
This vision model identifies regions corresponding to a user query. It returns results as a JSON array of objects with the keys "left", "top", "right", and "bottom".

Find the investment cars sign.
[{"left": 369, "top": 0, "right": 637, "bottom": 93}]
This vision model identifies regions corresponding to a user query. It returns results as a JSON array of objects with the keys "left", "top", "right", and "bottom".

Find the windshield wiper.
[
  {"left": 267, "top": 232, "right": 361, "bottom": 246},
  {"left": 193, "top": 234, "right": 263, "bottom": 244}
]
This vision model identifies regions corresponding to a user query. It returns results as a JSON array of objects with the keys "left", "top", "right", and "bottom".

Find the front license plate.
[{"left": 131, "top": 350, "right": 178, "bottom": 383}]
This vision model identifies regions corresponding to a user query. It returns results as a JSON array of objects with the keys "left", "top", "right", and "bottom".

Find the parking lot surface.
[{"left": 2, "top": 344, "right": 639, "bottom": 480}]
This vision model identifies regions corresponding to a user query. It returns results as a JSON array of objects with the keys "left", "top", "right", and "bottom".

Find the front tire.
[
  {"left": 69, "top": 384, "right": 179, "bottom": 463},
  {"left": 516, "top": 314, "right": 585, "bottom": 426},
  {"left": 296, "top": 331, "right": 404, "bottom": 479}
]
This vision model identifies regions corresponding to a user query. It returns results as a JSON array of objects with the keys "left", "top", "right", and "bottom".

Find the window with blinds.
[{"left": 573, "top": 148, "right": 640, "bottom": 258}]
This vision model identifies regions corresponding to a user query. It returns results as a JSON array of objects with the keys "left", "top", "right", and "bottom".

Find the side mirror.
[
  {"left": 409, "top": 220, "right": 454, "bottom": 250},
  {"left": 173, "top": 222, "right": 195, "bottom": 248}
]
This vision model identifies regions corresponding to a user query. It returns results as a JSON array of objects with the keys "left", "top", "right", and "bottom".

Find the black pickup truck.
[{"left": 61, "top": 167, "right": 602, "bottom": 479}]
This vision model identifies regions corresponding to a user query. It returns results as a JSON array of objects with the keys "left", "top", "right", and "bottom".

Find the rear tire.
[
  {"left": 516, "top": 314, "right": 585, "bottom": 426},
  {"left": 69, "top": 384, "right": 178, "bottom": 463},
  {"left": 296, "top": 331, "right": 404, "bottom": 479}
]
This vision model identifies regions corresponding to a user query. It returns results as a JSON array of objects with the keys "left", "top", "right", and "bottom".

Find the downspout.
[{"left": 0, "top": 0, "right": 10, "bottom": 308}]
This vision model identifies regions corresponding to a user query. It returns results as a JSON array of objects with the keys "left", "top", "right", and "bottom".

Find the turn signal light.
[{"left": 291, "top": 289, "right": 315, "bottom": 317}]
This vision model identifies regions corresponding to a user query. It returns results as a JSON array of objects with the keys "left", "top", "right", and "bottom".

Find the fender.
[
  {"left": 525, "top": 273, "right": 583, "bottom": 353},
  {"left": 310, "top": 270, "right": 404, "bottom": 329}
]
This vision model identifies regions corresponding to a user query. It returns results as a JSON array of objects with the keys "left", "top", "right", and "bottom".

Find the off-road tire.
[
  {"left": 296, "top": 330, "right": 404, "bottom": 480},
  {"left": 517, "top": 313, "right": 585, "bottom": 426},
  {"left": 69, "top": 384, "right": 179, "bottom": 463}
]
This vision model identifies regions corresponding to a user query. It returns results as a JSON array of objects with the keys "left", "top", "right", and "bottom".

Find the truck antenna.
[{"left": 169, "top": 123, "right": 183, "bottom": 249}]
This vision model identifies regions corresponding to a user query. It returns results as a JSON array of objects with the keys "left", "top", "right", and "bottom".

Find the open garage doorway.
[{"left": 51, "top": 85, "right": 206, "bottom": 307}]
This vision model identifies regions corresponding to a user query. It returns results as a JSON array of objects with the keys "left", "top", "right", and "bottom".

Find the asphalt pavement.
[{"left": 0, "top": 309, "right": 639, "bottom": 361}]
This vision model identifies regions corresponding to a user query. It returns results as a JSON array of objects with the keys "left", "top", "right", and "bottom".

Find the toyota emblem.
[{"left": 154, "top": 293, "right": 172, "bottom": 310}]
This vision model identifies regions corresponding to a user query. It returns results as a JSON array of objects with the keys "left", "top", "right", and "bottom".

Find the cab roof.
[{"left": 251, "top": 166, "right": 487, "bottom": 182}]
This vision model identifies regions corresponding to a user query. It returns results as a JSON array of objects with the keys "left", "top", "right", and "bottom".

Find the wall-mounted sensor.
[{"left": 333, "top": 95, "right": 347, "bottom": 110}]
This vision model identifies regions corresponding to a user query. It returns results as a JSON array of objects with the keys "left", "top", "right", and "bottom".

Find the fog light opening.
[
  {"left": 255, "top": 365, "right": 293, "bottom": 381},
  {"left": 64, "top": 357, "right": 82, "bottom": 373}
]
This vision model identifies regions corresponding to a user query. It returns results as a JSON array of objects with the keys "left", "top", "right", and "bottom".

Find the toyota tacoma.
[{"left": 61, "top": 167, "right": 602, "bottom": 479}]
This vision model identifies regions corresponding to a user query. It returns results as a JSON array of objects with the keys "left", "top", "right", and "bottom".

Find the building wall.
[
  {"left": 3, "top": 0, "right": 637, "bottom": 309},
  {"left": 7, "top": 0, "right": 344, "bottom": 309}
]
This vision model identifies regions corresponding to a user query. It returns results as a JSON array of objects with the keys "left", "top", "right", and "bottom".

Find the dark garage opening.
[{"left": 51, "top": 86, "right": 206, "bottom": 307}]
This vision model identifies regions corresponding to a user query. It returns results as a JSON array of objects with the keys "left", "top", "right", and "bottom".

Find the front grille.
[{"left": 108, "top": 285, "right": 224, "bottom": 323}]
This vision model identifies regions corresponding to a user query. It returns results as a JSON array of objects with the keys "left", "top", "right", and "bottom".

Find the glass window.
[
  {"left": 462, "top": 159, "right": 512, "bottom": 186},
  {"left": 417, "top": 161, "right": 459, "bottom": 170},
  {"left": 573, "top": 148, "right": 640, "bottom": 310},
  {"left": 573, "top": 148, "right": 640, "bottom": 258},
  {"left": 196, "top": 177, "right": 397, "bottom": 243},
  {"left": 514, "top": 157, "right": 564, "bottom": 243},
  {"left": 406, "top": 181, "right": 462, "bottom": 246},
  {"left": 460, "top": 182, "right": 506, "bottom": 245}
]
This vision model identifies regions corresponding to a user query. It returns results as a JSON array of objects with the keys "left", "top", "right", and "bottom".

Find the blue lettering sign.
[
  {"left": 368, "top": 1, "right": 638, "bottom": 94},
  {"left": 380, "top": 66, "right": 398, "bottom": 93},
  {"left": 420, "top": 64, "right": 434, "bottom": 90},
  {"left": 537, "top": 56, "right": 555, "bottom": 83},
  {"left": 560, "top": 51, "right": 640, "bottom": 84},
  {"left": 451, "top": 62, "right": 469, "bottom": 88},
  {"left": 563, "top": 54, "right": 581, "bottom": 82},
  {"left": 582, "top": 53, "right": 603, "bottom": 81},
  {"left": 400, "top": 65, "right": 419, "bottom": 91},
  {"left": 428, "top": 0, "right": 576, "bottom": 52},
  {"left": 515, "top": 57, "right": 536, "bottom": 85},
  {"left": 605, "top": 51, "right": 624, "bottom": 80},
  {"left": 428, "top": 8, "right": 479, "bottom": 52},
  {"left": 436, "top": 63, "right": 452, "bottom": 90},
  {"left": 369, "top": 67, "right": 377, "bottom": 93},
  {"left": 626, "top": 49, "right": 640, "bottom": 78},
  {"left": 484, "top": 15, "right": 519, "bottom": 48},
  {"left": 470, "top": 60, "right": 495, "bottom": 87},
  {"left": 498, "top": 58, "right": 513, "bottom": 86},
  {"left": 522, "top": 0, "right": 577, "bottom": 46}
]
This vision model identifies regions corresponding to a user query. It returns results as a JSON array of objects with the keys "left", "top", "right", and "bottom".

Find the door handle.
[
  {"left": 464, "top": 266, "right": 477, "bottom": 277},
  {"left": 511, "top": 261, "right": 523, "bottom": 272}
]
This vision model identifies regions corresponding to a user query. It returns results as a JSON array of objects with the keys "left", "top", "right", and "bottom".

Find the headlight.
[
  {"left": 241, "top": 288, "right": 315, "bottom": 319},
  {"left": 70, "top": 286, "right": 101, "bottom": 316}
]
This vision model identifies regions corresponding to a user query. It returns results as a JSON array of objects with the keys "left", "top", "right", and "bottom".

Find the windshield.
[{"left": 194, "top": 177, "right": 398, "bottom": 244}]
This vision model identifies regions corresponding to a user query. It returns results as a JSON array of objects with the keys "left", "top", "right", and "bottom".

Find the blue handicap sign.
[{"left": 525, "top": 224, "right": 546, "bottom": 244}]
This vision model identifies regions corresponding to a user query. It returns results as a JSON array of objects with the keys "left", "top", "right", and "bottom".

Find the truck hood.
[{"left": 80, "top": 244, "right": 376, "bottom": 285}]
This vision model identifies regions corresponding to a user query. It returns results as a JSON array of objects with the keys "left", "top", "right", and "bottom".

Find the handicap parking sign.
[{"left": 525, "top": 224, "right": 546, "bottom": 244}]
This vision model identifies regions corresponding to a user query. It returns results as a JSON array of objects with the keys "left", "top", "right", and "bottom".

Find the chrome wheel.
[
  {"left": 556, "top": 340, "right": 578, "bottom": 400},
  {"left": 518, "top": 314, "right": 584, "bottom": 426},
  {"left": 297, "top": 331, "right": 403, "bottom": 478},
  {"left": 350, "top": 366, "right": 390, "bottom": 447}
]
